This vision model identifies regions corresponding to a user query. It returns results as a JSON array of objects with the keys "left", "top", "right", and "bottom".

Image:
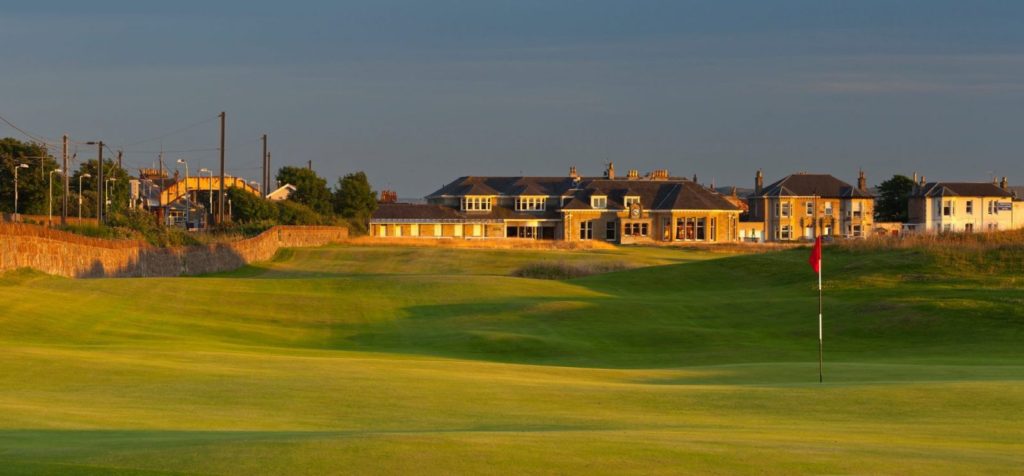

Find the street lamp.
[
  {"left": 199, "top": 167, "right": 213, "bottom": 215},
  {"left": 78, "top": 173, "right": 91, "bottom": 221},
  {"left": 48, "top": 168, "right": 63, "bottom": 226},
  {"left": 177, "top": 159, "right": 190, "bottom": 229},
  {"left": 13, "top": 163, "right": 29, "bottom": 220}
]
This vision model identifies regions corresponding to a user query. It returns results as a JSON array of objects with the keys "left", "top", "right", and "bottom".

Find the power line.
[
  {"left": 0, "top": 112, "right": 56, "bottom": 146},
  {"left": 118, "top": 115, "right": 219, "bottom": 148}
]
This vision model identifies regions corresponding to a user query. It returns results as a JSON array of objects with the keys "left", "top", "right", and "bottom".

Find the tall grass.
[
  {"left": 511, "top": 260, "right": 634, "bottom": 280},
  {"left": 345, "top": 236, "right": 617, "bottom": 250},
  {"left": 833, "top": 229, "right": 1024, "bottom": 274}
]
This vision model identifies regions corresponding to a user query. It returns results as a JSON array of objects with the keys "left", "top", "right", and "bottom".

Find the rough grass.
[
  {"left": 0, "top": 244, "right": 1021, "bottom": 474},
  {"left": 511, "top": 260, "right": 634, "bottom": 279},
  {"left": 835, "top": 229, "right": 1024, "bottom": 274}
]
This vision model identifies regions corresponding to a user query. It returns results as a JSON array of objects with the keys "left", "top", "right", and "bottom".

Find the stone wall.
[{"left": 0, "top": 224, "right": 348, "bottom": 278}]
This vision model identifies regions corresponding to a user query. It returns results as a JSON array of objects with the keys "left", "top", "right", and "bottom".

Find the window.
[
  {"left": 461, "top": 196, "right": 492, "bottom": 211},
  {"left": 775, "top": 201, "right": 791, "bottom": 218},
  {"left": 988, "top": 201, "right": 995, "bottom": 215},
  {"left": 806, "top": 201, "right": 814, "bottom": 216},
  {"left": 943, "top": 200, "right": 952, "bottom": 216},
  {"left": 779, "top": 225, "right": 792, "bottom": 240},
  {"left": 988, "top": 223, "right": 998, "bottom": 231},
  {"left": 853, "top": 202, "right": 863, "bottom": 219},
  {"left": 591, "top": 196, "right": 607, "bottom": 209},
  {"left": 942, "top": 224, "right": 952, "bottom": 233},
  {"left": 710, "top": 218, "right": 717, "bottom": 241},
  {"left": 966, "top": 200, "right": 973, "bottom": 215},
  {"left": 579, "top": 221, "right": 593, "bottom": 240},
  {"left": 623, "top": 222, "right": 649, "bottom": 237},
  {"left": 695, "top": 218, "right": 706, "bottom": 240},
  {"left": 605, "top": 221, "right": 616, "bottom": 241},
  {"left": 965, "top": 223, "right": 974, "bottom": 233},
  {"left": 515, "top": 196, "right": 546, "bottom": 211},
  {"left": 853, "top": 225, "right": 862, "bottom": 237},
  {"left": 624, "top": 196, "right": 641, "bottom": 208},
  {"left": 824, "top": 202, "right": 833, "bottom": 216}
]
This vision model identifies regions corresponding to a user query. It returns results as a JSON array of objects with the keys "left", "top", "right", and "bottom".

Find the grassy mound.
[{"left": 0, "top": 244, "right": 1021, "bottom": 473}]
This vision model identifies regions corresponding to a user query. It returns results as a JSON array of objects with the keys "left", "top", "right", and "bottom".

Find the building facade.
[
  {"left": 371, "top": 165, "right": 743, "bottom": 244},
  {"left": 746, "top": 171, "right": 875, "bottom": 241},
  {"left": 906, "top": 178, "right": 1020, "bottom": 233}
]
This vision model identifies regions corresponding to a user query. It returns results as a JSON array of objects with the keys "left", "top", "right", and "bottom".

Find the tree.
[
  {"left": 275, "top": 166, "right": 333, "bottom": 215},
  {"left": 333, "top": 171, "right": 377, "bottom": 234},
  {"left": 875, "top": 175, "right": 916, "bottom": 222},
  {"left": 71, "top": 159, "right": 131, "bottom": 218},
  {"left": 0, "top": 137, "right": 62, "bottom": 216},
  {"left": 227, "top": 186, "right": 276, "bottom": 223}
]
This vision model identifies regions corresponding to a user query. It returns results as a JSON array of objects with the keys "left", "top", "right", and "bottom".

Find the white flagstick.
[{"left": 818, "top": 254, "right": 823, "bottom": 383}]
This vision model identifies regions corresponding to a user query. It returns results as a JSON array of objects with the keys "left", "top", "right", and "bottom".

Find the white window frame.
[
  {"left": 966, "top": 200, "right": 973, "bottom": 215},
  {"left": 943, "top": 200, "right": 952, "bottom": 217},
  {"left": 824, "top": 201, "right": 833, "bottom": 216},
  {"left": 624, "top": 196, "right": 641, "bottom": 208},
  {"left": 806, "top": 201, "right": 814, "bottom": 216},
  {"left": 461, "top": 196, "right": 492, "bottom": 212},
  {"left": 591, "top": 196, "right": 607, "bottom": 209},
  {"left": 514, "top": 196, "right": 546, "bottom": 211}
]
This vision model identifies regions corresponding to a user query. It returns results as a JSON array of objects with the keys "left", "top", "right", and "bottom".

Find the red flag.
[{"left": 808, "top": 236, "right": 822, "bottom": 274}]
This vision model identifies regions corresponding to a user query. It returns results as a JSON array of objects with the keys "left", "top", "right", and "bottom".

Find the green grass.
[{"left": 0, "top": 244, "right": 1021, "bottom": 474}]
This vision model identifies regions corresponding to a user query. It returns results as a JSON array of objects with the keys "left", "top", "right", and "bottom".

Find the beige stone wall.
[{"left": 0, "top": 224, "right": 348, "bottom": 278}]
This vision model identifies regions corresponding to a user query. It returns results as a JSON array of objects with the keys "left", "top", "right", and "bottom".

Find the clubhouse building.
[{"left": 370, "top": 164, "right": 743, "bottom": 243}]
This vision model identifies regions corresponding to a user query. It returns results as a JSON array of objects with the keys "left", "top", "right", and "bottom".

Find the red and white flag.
[{"left": 808, "top": 236, "right": 822, "bottom": 274}]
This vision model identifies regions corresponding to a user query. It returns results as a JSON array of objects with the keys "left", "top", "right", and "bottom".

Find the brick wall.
[{"left": 0, "top": 224, "right": 348, "bottom": 278}]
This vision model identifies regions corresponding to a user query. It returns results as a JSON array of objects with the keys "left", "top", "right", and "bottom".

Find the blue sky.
[{"left": 2, "top": 1, "right": 1022, "bottom": 195}]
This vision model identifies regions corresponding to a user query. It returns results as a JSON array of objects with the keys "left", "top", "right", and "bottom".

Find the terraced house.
[
  {"left": 746, "top": 170, "right": 875, "bottom": 241},
  {"left": 906, "top": 177, "right": 1022, "bottom": 233},
  {"left": 371, "top": 164, "right": 743, "bottom": 243}
]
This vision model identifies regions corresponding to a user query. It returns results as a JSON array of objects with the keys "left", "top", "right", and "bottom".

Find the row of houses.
[{"left": 370, "top": 163, "right": 1024, "bottom": 244}]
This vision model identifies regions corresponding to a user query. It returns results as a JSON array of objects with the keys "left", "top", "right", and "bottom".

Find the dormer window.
[
  {"left": 461, "top": 196, "right": 492, "bottom": 211},
  {"left": 624, "top": 196, "right": 640, "bottom": 208},
  {"left": 515, "top": 196, "right": 546, "bottom": 211},
  {"left": 591, "top": 195, "right": 607, "bottom": 209}
]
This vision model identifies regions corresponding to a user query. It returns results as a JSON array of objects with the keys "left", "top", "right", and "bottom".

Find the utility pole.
[
  {"left": 218, "top": 111, "right": 226, "bottom": 224},
  {"left": 97, "top": 142, "right": 104, "bottom": 224},
  {"left": 117, "top": 150, "right": 123, "bottom": 170},
  {"left": 307, "top": 160, "right": 312, "bottom": 172},
  {"left": 61, "top": 134, "right": 69, "bottom": 225},
  {"left": 261, "top": 134, "right": 268, "bottom": 197},
  {"left": 267, "top": 151, "right": 272, "bottom": 192}
]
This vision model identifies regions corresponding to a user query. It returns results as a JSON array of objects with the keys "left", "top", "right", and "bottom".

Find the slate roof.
[
  {"left": 372, "top": 203, "right": 466, "bottom": 221},
  {"left": 1008, "top": 186, "right": 1024, "bottom": 200},
  {"left": 426, "top": 176, "right": 741, "bottom": 212},
  {"left": 757, "top": 173, "right": 872, "bottom": 198},
  {"left": 912, "top": 182, "right": 1013, "bottom": 198}
]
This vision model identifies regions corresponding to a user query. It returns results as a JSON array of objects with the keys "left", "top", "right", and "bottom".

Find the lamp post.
[
  {"left": 78, "top": 173, "right": 91, "bottom": 221},
  {"left": 199, "top": 167, "right": 213, "bottom": 220},
  {"left": 177, "top": 159, "right": 190, "bottom": 229},
  {"left": 48, "top": 168, "right": 63, "bottom": 226},
  {"left": 85, "top": 141, "right": 105, "bottom": 224},
  {"left": 13, "top": 163, "right": 29, "bottom": 220},
  {"left": 106, "top": 178, "right": 117, "bottom": 214}
]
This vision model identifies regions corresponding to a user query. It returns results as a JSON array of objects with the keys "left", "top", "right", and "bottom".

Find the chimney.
[
  {"left": 692, "top": 173, "right": 698, "bottom": 183},
  {"left": 755, "top": 169, "right": 764, "bottom": 195},
  {"left": 993, "top": 176, "right": 999, "bottom": 185},
  {"left": 912, "top": 172, "right": 918, "bottom": 183},
  {"left": 920, "top": 175, "right": 926, "bottom": 186},
  {"left": 605, "top": 161, "right": 615, "bottom": 180},
  {"left": 569, "top": 165, "right": 578, "bottom": 179},
  {"left": 857, "top": 169, "right": 867, "bottom": 191},
  {"left": 730, "top": 186, "right": 738, "bottom": 197},
  {"left": 627, "top": 169, "right": 639, "bottom": 179},
  {"left": 1000, "top": 176, "right": 1008, "bottom": 190}
]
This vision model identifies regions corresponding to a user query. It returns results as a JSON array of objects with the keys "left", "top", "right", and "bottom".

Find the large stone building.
[
  {"left": 371, "top": 164, "right": 743, "bottom": 243},
  {"left": 906, "top": 177, "right": 1021, "bottom": 233},
  {"left": 746, "top": 171, "right": 875, "bottom": 241}
]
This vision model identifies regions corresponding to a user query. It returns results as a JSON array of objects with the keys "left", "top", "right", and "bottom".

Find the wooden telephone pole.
[
  {"left": 217, "top": 111, "right": 226, "bottom": 224},
  {"left": 261, "top": 134, "right": 268, "bottom": 197},
  {"left": 61, "top": 134, "right": 69, "bottom": 225}
]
